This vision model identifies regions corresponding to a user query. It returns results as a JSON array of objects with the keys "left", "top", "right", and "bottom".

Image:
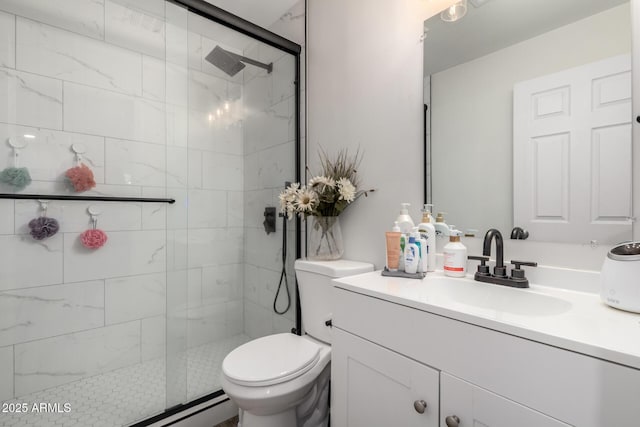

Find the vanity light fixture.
[
  {"left": 469, "top": 0, "right": 491, "bottom": 7},
  {"left": 441, "top": 0, "right": 467, "bottom": 22}
]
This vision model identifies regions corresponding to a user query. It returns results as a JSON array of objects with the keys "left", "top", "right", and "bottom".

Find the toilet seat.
[{"left": 223, "top": 333, "right": 321, "bottom": 387}]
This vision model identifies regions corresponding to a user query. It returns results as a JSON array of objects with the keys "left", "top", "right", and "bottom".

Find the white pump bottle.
[
  {"left": 395, "top": 203, "right": 414, "bottom": 234},
  {"left": 417, "top": 204, "right": 436, "bottom": 272}
]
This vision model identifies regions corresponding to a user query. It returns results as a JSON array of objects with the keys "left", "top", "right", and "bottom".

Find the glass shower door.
[
  {"left": 165, "top": 2, "right": 300, "bottom": 405},
  {"left": 0, "top": 0, "right": 300, "bottom": 425}
]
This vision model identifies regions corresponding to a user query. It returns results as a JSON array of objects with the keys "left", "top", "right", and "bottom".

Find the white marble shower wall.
[
  {"left": 0, "top": 0, "right": 245, "bottom": 404},
  {"left": 241, "top": 0, "right": 305, "bottom": 339}
]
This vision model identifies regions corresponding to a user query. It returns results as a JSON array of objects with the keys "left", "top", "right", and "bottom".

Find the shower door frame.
[{"left": 131, "top": 1, "right": 303, "bottom": 426}]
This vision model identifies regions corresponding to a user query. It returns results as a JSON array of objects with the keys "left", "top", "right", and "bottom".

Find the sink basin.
[{"left": 424, "top": 276, "right": 573, "bottom": 317}]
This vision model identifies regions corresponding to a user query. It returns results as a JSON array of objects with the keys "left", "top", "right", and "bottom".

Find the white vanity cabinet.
[
  {"left": 440, "top": 373, "right": 569, "bottom": 427},
  {"left": 331, "top": 281, "right": 640, "bottom": 427},
  {"left": 333, "top": 327, "right": 569, "bottom": 427},
  {"left": 332, "top": 328, "right": 439, "bottom": 427}
]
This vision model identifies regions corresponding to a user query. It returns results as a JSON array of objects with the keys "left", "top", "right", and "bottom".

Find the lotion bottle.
[
  {"left": 411, "top": 227, "right": 427, "bottom": 274},
  {"left": 443, "top": 229, "right": 467, "bottom": 277},
  {"left": 417, "top": 204, "right": 436, "bottom": 272},
  {"left": 404, "top": 236, "right": 420, "bottom": 274},
  {"left": 396, "top": 203, "right": 415, "bottom": 234}
]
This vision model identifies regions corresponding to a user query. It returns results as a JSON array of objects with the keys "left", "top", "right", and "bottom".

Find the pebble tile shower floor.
[{"left": 0, "top": 335, "right": 249, "bottom": 427}]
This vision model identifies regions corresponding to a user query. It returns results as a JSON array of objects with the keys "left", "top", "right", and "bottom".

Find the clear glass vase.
[{"left": 308, "top": 216, "right": 344, "bottom": 260}]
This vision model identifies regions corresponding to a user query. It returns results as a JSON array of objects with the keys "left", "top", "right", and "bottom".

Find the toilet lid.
[{"left": 223, "top": 333, "right": 321, "bottom": 387}]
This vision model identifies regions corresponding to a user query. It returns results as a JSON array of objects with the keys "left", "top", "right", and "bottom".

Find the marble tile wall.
[
  {"left": 241, "top": 0, "right": 305, "bottom": 338},
  {"left": 0, "top": 0, "right": 254, "bottom": 405}
]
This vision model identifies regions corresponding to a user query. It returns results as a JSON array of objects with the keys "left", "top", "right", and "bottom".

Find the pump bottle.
[
  {"left": 395, "top": 203, "right": 414, "bottom": 234},
  {"left": 417, "top": 204, "right": 436, "bottom": 272},
  {"left": 443, "top": 229, "right": 467, "bottom": 277}
]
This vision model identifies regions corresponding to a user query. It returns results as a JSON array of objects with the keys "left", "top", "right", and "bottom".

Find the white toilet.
[{"left": 221, "top": 259, "right": 374, "bottom": 427}]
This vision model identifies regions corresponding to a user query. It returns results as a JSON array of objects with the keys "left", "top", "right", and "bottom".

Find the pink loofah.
[
  {"left": 65, "top": 163, "right": 96, "bottom": 192},
  {"left": 80, "top": 229, "right": 107, "bottom": 249}
]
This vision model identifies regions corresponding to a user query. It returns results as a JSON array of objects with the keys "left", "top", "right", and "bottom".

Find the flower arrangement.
[
  {"left": 279, "top": 148, "right": 373, "bottom": 219},
  {"left": 279, "top": 148, "right": 374, "bottom": 259}
]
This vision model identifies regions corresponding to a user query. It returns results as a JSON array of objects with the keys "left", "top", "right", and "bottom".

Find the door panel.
[
  {"left": 332, "top": 328, "right": 439, "bottom": 427},
  {"left": 514, "top": 54, "right": 632, "bottom": 243},
  {"left": 441, "top": 373, "right": 570, "bottom": 427}
]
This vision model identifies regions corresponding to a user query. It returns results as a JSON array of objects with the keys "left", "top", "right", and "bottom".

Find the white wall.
[
  {"left": 307, "top": 0, "right": 453, "bottom": 268},
  {"left": 431, "top": 3, "right": 631, "bottom": 237}
]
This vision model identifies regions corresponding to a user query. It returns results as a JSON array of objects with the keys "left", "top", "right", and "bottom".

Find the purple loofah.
[{"left": 28, "top": 217, "right": 59, "bottom": 240}]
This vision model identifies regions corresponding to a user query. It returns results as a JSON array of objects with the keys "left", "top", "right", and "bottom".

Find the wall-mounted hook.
[
  {"left": 7, "top": 137, "right": 28, "bottom": 168},
  {"left": 71, "top": 143, "right": 86, "bottom": 165},
  {"left": 87, "top": 205, "right": 102, "bottom": 229},
  {"left": 37, "top": 199, "right": 49, "bottom": 217}
]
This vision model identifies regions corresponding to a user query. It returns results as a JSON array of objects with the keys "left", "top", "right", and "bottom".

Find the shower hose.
[{"left": 273, "top": 212, "right": 291, "bottom": 315}]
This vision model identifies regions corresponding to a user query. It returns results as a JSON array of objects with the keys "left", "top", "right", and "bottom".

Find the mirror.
[{"left": 424, "top": 0, "right": 632, "bottom": 244}]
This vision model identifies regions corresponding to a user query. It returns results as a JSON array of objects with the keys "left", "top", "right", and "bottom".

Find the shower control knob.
[
  {"left": 445, "top": 415, "right": 460, "bottom": 427},
  {"left": 413, "top": 400, "right": 427, "bottom": 414}
]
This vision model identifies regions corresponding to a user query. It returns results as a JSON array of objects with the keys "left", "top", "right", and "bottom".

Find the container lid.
[
  {"left": 295, "top": 259, "right": 374, "bottom": 278},
  {"left": 607, "top": 242, "right": 640, "bottom": 261},
  {"left": 223, "top": 334, "right": 320, "bottom": 387}
]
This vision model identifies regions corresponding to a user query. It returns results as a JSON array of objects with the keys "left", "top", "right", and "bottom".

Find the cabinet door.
[
  {"left": 332, "top": 328, "right": 439, "bottom": 427},
  {"left": 440, "top": 373, "right": 570, "bottom": 427}
]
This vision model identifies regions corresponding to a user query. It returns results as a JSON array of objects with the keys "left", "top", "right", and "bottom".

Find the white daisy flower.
[
  {"left": 295, "top": 187, "right": 318, "bottom": 212},
  {"left": 309, "top": 175, "right": 336, "bottom": 188},
  {"left": 279, "top": 183, "right": 301, "bottom": 218},
  {"left": 337, "top": 178, "right": 356, "bottom": 202}
]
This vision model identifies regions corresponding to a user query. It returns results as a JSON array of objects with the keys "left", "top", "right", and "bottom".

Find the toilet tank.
[{"left": 294, "top": 259, "right": 374, "bottom": 344}]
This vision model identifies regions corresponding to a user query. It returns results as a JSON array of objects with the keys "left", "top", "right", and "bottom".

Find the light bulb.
[{"left": 441, "top": 0, "right": 467, "bottom": 22}]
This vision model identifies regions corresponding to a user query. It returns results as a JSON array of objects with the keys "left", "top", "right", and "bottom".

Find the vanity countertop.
[{"left": 332, "top": 270, "right": 640, "bottom": 370}]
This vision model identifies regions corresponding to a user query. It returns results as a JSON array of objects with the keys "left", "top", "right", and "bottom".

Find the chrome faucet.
[{"left": 468, "top": 228, "right": 537, "bottom": 288}]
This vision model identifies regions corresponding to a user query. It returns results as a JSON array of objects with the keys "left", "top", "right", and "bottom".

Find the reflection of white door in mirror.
[
  {"left": 424, "top": 0, "right": 632, "bottom": 244},
  {"left": 513, "top": 54, "right": 632, "bottom": 244}
]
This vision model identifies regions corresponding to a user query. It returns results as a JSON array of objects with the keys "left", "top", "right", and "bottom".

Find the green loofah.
[{"left": 0, "top": 167, "right": 32, "bottom": 190}]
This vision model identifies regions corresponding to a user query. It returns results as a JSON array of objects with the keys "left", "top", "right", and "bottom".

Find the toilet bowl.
[{"left": 221, "top": 259, "right": 374, "bottom": 427}]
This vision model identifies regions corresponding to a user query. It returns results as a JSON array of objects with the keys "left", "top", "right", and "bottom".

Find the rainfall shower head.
[
  {"left": 205, "top": 46, "right": 245, "bottom": 76},
  {"left": 205, "top": 45, "right": 273, "bottom": 77}
]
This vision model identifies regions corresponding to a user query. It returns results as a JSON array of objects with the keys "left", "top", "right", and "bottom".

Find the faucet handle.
[
  {"left": 509, "top": 260, "right": 537, "bottom": 279},
  {"left": 510, "top": 260, "right": 537, "bottom": 268},
  {"left": 468, "top": 255, "right": 490, "bottom": 275}
]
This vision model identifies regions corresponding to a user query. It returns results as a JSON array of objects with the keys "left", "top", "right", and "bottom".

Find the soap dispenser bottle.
[
  {"left": 443, "top": 229, "right": 467, "bottom": 278},
  {"left": 417, "top": 204, "right": 436, "bottom": 272},
  {"left": 396, "top": 203, "right": 415, "bottom": 234}
]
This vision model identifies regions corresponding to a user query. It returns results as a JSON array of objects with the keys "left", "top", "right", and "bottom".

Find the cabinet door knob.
[
  {"left": 413, "top": 399, "right": 427, "bottom": 414},
  {"left": 445, "top": 415, "right": 460, "bottom": 427}
]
